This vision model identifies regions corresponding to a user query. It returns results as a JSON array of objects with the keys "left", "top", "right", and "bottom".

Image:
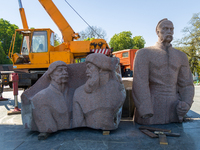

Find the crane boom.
[
  {"left": 39, "top": 0, "right": 79, "bottom": 42},
  {"left": 18, "top": 0, "right": 28, "bottom": 29},
  {"left": 9, "top": 0, "right": 110, "bottom": 70}
]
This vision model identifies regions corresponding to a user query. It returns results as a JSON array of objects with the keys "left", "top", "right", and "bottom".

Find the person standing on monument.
[{"left": 132, "top": 18, "right": 194, "bottom": 125}]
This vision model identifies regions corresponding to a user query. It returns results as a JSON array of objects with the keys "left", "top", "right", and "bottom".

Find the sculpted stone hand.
[{"left": 176, "top": 101, "right": 190, "bottom": 121}]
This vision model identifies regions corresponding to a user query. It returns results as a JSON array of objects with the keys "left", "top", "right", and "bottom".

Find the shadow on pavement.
[{"left": 0, "top": 99, "right": 21, "bottom": 111}]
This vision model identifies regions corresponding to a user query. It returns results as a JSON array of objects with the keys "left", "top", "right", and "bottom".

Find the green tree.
[
  {"left": 132, "top": 36, "right": 146, "bottom": 49},
  {"left": 0, "top": 42, "right": 5, "bottom": 64},
  {"left": 54, "top": 33, "right": 61, "bottom": 47},
  {"left": 0, "top": 18, "right": 22, "bottom": 59},
  {"left": 84, "top": 37, "right": 95, "bottom": 41},
  {"left": 174, "top": 13, "right": 200, "bottom": 75},
  {"left": 109, "top": 31, "right": 133, "bottom": 52},
  {"left": 109, "top": 31, "right": 145, "bottom": 52},
  {"left": 0, "top": 42, "right": 11, "bottom": 64}
]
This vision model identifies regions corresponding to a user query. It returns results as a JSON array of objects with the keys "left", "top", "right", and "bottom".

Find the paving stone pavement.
[{"left": 0, "top": 86, "right": 199, "bottom": 150}]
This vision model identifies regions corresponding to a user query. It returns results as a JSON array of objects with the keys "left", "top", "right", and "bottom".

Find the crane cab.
[
  {"left": 9, "top": 0, "right": 111, "bottom": 70},
  {"left": 9, "top": 28, "right": 111, "bottom": 70},
  {"left": 9, "top": 28, "right": 73, "bottom": 70}
]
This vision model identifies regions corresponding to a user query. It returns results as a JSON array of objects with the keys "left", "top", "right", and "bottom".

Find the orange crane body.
[{"left": 9, "top": 0, "right": 110, "bottom": 70}]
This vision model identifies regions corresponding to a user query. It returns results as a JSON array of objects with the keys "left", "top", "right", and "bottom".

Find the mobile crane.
[
  {"left": 1, "top": 0, "right": 111, "bottom": 89},
  {"left": 9, "top": 0, "right": 111, "bottom": 69}
]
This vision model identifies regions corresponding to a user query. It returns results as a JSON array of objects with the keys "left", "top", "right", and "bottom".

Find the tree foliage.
[
  {"left": 54, "top": 33, "right": 61, "bottom": 47},
  {"left": 78, "top": 26, "right": 106, "bottom": 41},
  {"left": 132, "top": 36, "right": 146, "bottom": 49},
  {"left": 0, "top": 18, "right": 22, "bottom": 64},
  {"left": 0, "top": 42, "right": 11, "bottom": 64},
  {"left": 176, "top": 46, "right": 200, "bottom": 76},
  {"left": 84, "top": 37, "right": 95, "bottom": 41},
  {"left": 174, "top": 13, "right": 200, "bottom": 75},
  {"left": 109, "top": 31, "right": 133, "bottom": 51},
  {"left": 109, "top": 31, "right": 146, "bottom": 52}
]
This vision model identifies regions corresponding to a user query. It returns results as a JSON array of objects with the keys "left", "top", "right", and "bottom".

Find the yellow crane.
[{"left": 8, "top": 0, "right": 110, "bottom": 70}]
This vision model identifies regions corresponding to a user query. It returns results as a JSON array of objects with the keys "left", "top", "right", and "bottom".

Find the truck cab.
[{"left": 113, "top": 49, "right": 138, "bottom": 77}]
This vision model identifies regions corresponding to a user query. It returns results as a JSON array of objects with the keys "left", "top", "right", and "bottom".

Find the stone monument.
[
  {"left": 21, "top": 53, "right": 125, "bottom": 135},
  {"left": 132, "top": 18, "right": 194, "bottom": 125},
  {"left": 73, "top": 53, "right": 126, "bottom": 130},
  {"left": 31, "top": 61, "right": 70, "bottom": 133},
  {"left": 21, "top": 61, "right": 87, "bottom": 133}
]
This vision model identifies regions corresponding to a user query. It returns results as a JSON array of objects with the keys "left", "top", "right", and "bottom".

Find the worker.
[
  {"left": 132, "top": 18, "right": 194, "bottom": 125},
  {"left": 73, "top": 53, "right": 126, "bottom": 130},
  {"left": 31, "top": 61, "right": 71, "bottom": 133},
  {"left": 37, "top": 44, "right": 43, "bottom": 52}
]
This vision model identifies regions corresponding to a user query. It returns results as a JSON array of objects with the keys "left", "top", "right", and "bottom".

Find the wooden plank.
[
  {"left": 139, "top": 126, "right": 171, "bottom": 133},
  {"left": 140, "top": 129, "right": 158, "bottom": 138},
  {"left": 7, "top": 110, "right": 21, "bottom": 115},
  {"left": 103, "top": 131, "right": 110, "bottom": 135},
  {"left": 38, "top": 132, "right": 50, "bottom": 140},
  {"left": 0, "top": 98, "right": 8, "bottom": 101},
  {"left": 159, "top": 134, "right": 168, "bottom": 145},
  {"left": 154, "top": 131, "right": 180, "bottom": 137}
]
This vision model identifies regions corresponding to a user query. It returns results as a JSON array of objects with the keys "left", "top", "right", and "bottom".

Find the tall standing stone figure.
[{"left": 132, "top": 18, "right": 194, "bottom": 125}]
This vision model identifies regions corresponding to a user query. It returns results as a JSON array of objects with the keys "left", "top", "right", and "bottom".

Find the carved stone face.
[
  {"left": 157, "top": 20, "right": 174, "bottom": 43},
  {"left": 84, "top": 63, "right": 100, "bottom": 93},
  {"left": 86, "top": 63, "right": 99, "bottom": 78},
  {"left": 50, "top": 66, "right": 68, "bottom": 84}
]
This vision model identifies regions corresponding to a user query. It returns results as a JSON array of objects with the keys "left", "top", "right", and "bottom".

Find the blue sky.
[{"left": 1, "top": 0, "right": 200, "bottom": 47}]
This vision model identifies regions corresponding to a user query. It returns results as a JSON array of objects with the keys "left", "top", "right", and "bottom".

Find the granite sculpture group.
[
  {"left": 21, "top": 53, "right": 126, "bottom": 133},
  {"left": 21, "top": 19, "right": 194, "bottom": 135}
]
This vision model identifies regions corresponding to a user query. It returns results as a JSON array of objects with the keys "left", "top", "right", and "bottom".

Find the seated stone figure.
[
  {"left": 73, "top": 53, "right": 126, "bottom": 130},
  {"left": 31, "top": 61, "right": 70, "bottom": 133},
  {"left": 132, "top": 18, "right": 194, "bottom": 125}
]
